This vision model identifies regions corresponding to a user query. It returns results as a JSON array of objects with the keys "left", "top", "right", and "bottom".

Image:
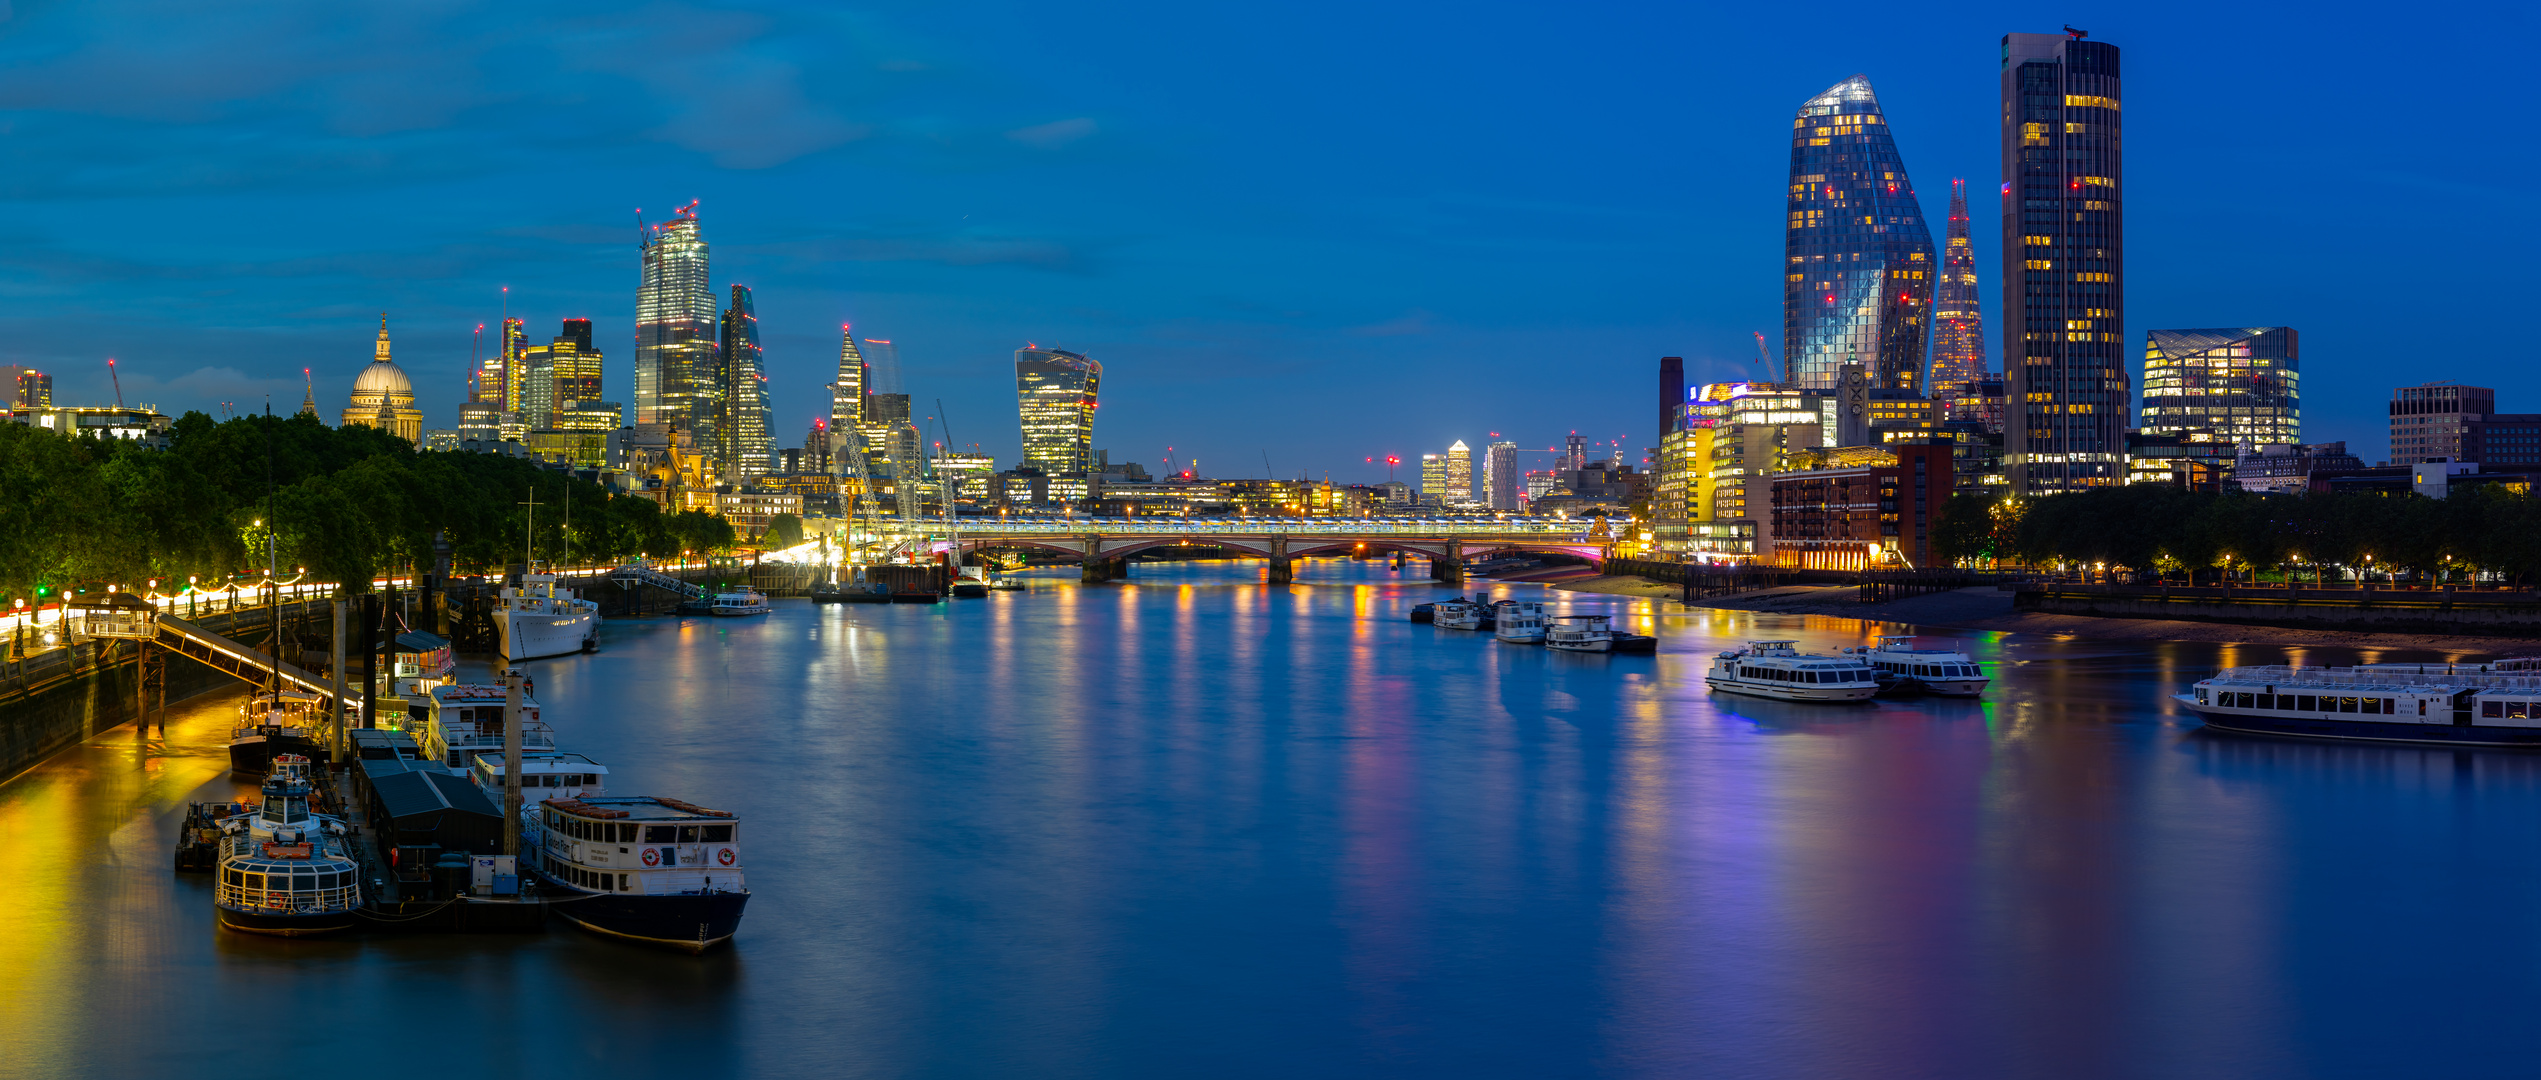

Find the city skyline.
[{"left": 0, "top": 6, "right": 2525, "bottom": 475}]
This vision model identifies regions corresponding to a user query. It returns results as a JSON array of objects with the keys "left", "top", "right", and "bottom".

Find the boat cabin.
[
  {"left": 473, "top": 751, "right": 610, "bottom": 802},
  {"left": 416, "top": 683, "right": 556, "bottom": 772},
  {"left": 538, "top": 796, "right": 744, "bottom": 898}
]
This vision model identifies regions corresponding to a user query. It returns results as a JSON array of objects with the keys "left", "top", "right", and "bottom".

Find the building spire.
[
  {"left": 300, "top": 368, "right": 317, "bottom": 416},
  {"left": 375, "top": 313, "right": 392, "bottom": 365}
]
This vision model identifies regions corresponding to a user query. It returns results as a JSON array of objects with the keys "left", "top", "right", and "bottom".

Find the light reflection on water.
[{"left": 4, "top": 558, "right": 2540, "bottom": 1078}]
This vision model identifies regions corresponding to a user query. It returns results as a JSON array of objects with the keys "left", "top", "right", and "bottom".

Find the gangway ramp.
[
  {"left": 153, "top": 613, "right": 339, "bottom": 703},
  {"left": 608, "top": 562, "right": 710, "bottom": 600}
]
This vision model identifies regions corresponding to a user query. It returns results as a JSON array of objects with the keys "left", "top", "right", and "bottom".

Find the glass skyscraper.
[
  {"left": 1015, "top": 345, "right": 1100, "bottom": 476},
  {"left": 1784, "top": 75, "right": 1937, "bottom": 394},
  {"left": 2137, "top": 328, "right": 2299, "bottom": 447},
  {"left": 1929, "top": 178, "right": 1988, "bottom": 409},
  {"left": 718, "top": 285, "right": 776, "bottom": 481},
  {"left": 521, "top": 318, "right": 604, "bottom": 431},
  {"left": 832, "top": 326, "right": 868, "bottom": 465},
  {"left": 636, "top": 201, "right": 717, "bottom": 433},
  {"left": 1484, "top": 440, "right": 1520, "bottom": 510},
  {"left": 2002, "top": 31, "right": 2125, "bottom": 494}
]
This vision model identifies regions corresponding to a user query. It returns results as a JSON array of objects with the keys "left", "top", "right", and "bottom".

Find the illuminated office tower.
[
  {"left": 859, "top": 337, "right": 910, "bottom": 481},
  {"left": 1784, "top": 74, "right": 1937, "bottom": 392},
  {"left": 832, "top": 326, "right": 868, "bottom": 456},
  {"left": 470, "top": 324, "right": 508, "bottom": 410},
  {"left": 1445, "top": 440, "right": 1473, "bottom": 505},
  {"left": 500, "top": 318, "right": 527, "bottom": 413},
  {"left": 1484, "top": 440, "right": 1520, "bottom": 509},
  {"left": 1420, "top": 453, "right": 1449, "bottom": 506},
  {"left": 636, "top": 201, "right": 717, "bottom": 434},
  {"left": 3, "top": 365, "right": 51, "bottom": 409},
  {"left": 1929, "top": 179, "right": 1989, "bottom": 408},
  {"left": 2002, "top": 30, "right": 2125, "bottom": 494},
  {"left": 2137, "top": 328, "right": 2298, "bottom": 448},
  {"left": 522, "top": 318, "right": 603, "bottom": 431},
  {"left": 1014, "top": 345, "right": 1100, "bottom": 475},
  {"left": 717, "top": 285, "right": 775, "bottom": 481}
]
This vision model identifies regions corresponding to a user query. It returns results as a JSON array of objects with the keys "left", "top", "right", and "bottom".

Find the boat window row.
[
  {"left": 261, "top": 795, "right": 311, "bottom": 823},
  {"left": 225, "top": 867, "right": 356, "bottom": 891},
  {"left": 549, "top": 815, "right": 732, "bottom": 844},
  {"left": 1741, "top": 666, "right": 1872, "bottom": 683},
  {"left": 546, "top": 855, "right": 631, "bottom": 893},
  {"left": 1884, "top": 662, "right": 1980, "bottom": 678},
  {"left": 2209, "top": 690, "right": 2403, "bottom": 715},
  {"left": 2481, "top": 700, "right": 2541, "bottom": 718}
]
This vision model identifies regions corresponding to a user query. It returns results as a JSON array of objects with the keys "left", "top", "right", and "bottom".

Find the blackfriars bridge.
[{"left": 934, "top": 519, "right": 1617, "bottom": 583}]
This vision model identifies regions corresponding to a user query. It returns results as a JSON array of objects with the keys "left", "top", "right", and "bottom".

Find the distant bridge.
[{"left": 936, "top": 519, "right": 1615, "bottom": 583}]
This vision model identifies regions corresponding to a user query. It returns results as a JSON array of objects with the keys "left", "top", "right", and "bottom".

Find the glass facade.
[
  {"left": 2002, "top": 33, "right": 2125, "bottom": 494},
  {"left": 717, "top": 285, "right": 775, "bottom": 481},
  {"left": 831, "top": 326, "right": 867, "bottom": 465},
  {"left": 1929, "top": 178, "right": 1988, "bottom": 407},
  {"left": 1445, "top": 440, "right": 1473, "bottom": 506},
  {"left": 522, "top": 318, "right": 604, "bottom": 431},
  {"left": 2137, "top": 327, "right": 2298, "bottom": 447},
  {"left": 1484, "top": 440, "right": 1519, "bottom": 510},
  {"left": 636, "top": 202, "right": 717, "bottom": 433},
  {"left": 1784, "top": 75, "right": 1936, "bottom": 392},
  {"left": 1015, "top": 345, "right": 1100, "bottom": 476}
]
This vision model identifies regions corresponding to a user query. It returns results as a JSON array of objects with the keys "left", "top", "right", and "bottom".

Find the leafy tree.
[{"left": 763, "top": 513, "right": 804, "bottom": 550}]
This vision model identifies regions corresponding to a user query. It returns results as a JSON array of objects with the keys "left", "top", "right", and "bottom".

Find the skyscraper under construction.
[{"left": 1783, "top": 74, "right": 1936, "bottom": 393}]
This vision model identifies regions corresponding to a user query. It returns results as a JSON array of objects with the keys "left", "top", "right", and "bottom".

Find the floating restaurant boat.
[
  {"left": 495, "top": 574, "right": 599, "bottom": 661},
  {"left": 228, "top": 690, "right": 327, "bottom": 774},
  {"left": 708, "top": 588, "right": 772, "bottom": 616},
  {"left": 1493, "top": 601, "right": 1548, "bottom": 644},
  {"left": 416, "top": 683, "right": 557, "bottom": 772},
  {"left": 530, "top": 796, "right": 752, "bottom": 952},
  {"left": 2180, "top": 663, "right": 2541, "bottom": 746},
  {"left": 213, "top": 755, "right": 363, "bottom": 936},
  {"left": 1705, "top": 641, "right": 1880, "bottom": 702},
  {"left": 1839, "top": 635, "right": 1990, "bottom": 697},
  {"left": 1545, "top": 614, "right": 1615, "bottom": 653}
]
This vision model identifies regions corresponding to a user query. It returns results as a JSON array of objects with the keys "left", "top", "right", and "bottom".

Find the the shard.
[{"left": 1929, "top": 178, "right": 1989, "bottom": 407}]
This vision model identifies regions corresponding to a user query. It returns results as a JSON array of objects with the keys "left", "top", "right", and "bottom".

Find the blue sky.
[{"left": 2, "top": 0, "right": 2531, "bottom": 479}]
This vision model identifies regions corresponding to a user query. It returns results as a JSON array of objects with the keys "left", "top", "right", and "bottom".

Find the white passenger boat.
[
  {"left": 471, "top": 750, "right": 611, "bottom": 804},
  {"left": 708, "top": 589, "right": 771, "bottom": 616},
  {"left": 1545, "top": 615, "right": 1615, "bottom": 653},
  {"left": 1706, "top": 641, "right": 1880, "bottom": 702},
  {"left": 1493, "top": 601, "right": 1548, "bottom": 644},
  {"left": 1433, "top": 600, "right": 1489, "bottom": 631},
  {"left": 496, "top": 574, "right": 599, "bottom": 661},
  {"left": 228, "top": 690, "right": 326, "bottom": 774},
  {"left": 530, "top": 795, "right": 752, "bottom": 952},
  {"left": 213, "top": 754, "right": 363, "bottom": 936},
  {"left": 1839, "top": 635, "right": 1990, "bottom": 696},
  {"left": 415, "top": 683, "right": 557, "bottom": 772},
  {"left": 2180, "top": 664, "right": 2541, "bottom": 747}
]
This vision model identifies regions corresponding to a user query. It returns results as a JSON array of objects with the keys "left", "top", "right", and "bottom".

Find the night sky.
[{"left": 2, "top": 1, "right": 2530, "bottom": 480}]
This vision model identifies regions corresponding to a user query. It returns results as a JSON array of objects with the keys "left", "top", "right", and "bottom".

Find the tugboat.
[
  {"left": 495, "top": 574, "right": 600, "bottom": 660},
  {"left": 213, "top": 755, "right": 363, "bottom": 936},
  {"left": 228, "top": 690, "right": 327, "bottom": 774},
  {"left": 1706, "top": 641, "right": 1881, "bottom": 702},
  {"left": 1839, "top": 635, "right": 1991, "bottom": 696},
  {"left": 531, "top": 795, "right": 752, "bottom": 952}
]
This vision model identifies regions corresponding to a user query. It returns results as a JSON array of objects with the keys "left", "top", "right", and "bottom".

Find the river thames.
[{"left": 6, "top": 560, "right": 2540, "bottom": 1078}]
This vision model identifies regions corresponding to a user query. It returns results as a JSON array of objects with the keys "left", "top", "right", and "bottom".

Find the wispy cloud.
[{"left": 1006, "top": 117, "right": 1096, "bottom": 149}]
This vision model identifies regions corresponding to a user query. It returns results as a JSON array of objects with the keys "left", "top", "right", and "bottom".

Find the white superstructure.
[
  {"left": 1706, "top": 641, "right": 1880, "bottom": 702},
  {"left": 1493, "top": 601, "right": 1547, "bottom": 644},
  {"left": 495, "top": 574, "right": 599, "bottom": 661},
  {"left": 1839, "top": 635, "right": 1989, "bottom": 696},
  {"left": 1545, "top": 615, "right": 1615, "bottom": 653}
]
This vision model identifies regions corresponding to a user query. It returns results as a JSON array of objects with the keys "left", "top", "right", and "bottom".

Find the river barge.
[{"left": 2182, "top": 663, "right": 2541, "bottom": 746}]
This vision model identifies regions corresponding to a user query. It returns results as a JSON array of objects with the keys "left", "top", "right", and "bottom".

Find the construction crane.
[
  {"left": 107, "top": 357, "right": 123, "bottom": 406},
  {"left": 1749, "top": 332, "right": 1780, "bottom": 380}
]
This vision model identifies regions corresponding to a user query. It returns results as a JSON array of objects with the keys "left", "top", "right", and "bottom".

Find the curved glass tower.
[
  {"left": 637, "top": 201, "right": 716, "bottom": 433},
  {"left": 1783, "top": 75, "right": 1937, "bottom": 394}
]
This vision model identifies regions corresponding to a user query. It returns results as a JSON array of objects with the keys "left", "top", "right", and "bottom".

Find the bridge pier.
[
  {"left": 1431, "top": 539, "right": 1465, "bottom": 583},
  {"left": 1267, "top": 536, "right": 1293, "bottom": 585},
  {"left": 1081, "top": 555, "right": 1126, "bottom": 583}
]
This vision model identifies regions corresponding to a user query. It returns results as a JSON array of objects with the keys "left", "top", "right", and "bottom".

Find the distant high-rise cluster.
[
  {"left": 1015, "top": 345, "right": 1100, "bottom": 476},
  {"left": 1783, "top": 75, "right": 1936, "bottom": 393}
]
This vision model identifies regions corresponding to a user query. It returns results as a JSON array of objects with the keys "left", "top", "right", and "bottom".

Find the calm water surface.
[{"left": 5, "top": 560, "right": 2539, "bottom": 1079}]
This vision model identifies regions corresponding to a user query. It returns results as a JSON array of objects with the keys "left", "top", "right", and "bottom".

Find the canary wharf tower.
[
  {"left": 2002, "top": 31, "right": 2124, "bottom": 494},
  {"left": 1783, "top": 75, "right": 1936, "bottom": 393}
]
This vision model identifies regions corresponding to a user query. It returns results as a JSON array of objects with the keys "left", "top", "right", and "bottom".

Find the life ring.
[
  {"left": 717, "top": 847, "right": 735, "bottom": 866},
  {"left": 642, "top": 848, "right": 660, "bottom": 867}
]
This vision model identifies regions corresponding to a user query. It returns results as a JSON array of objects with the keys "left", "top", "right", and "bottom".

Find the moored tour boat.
[
  {"left": 416, "top": 683, "right": 557, "bottom": 772},
  {"left": 495, "top": 574, "right": 600, "bottom": 661},
  {"left": 708, "top": 588, "right": 771, "bottom": 616},
  {"left": 1839, "top": 635, "right": 1990, "bottom": 696},
  {"left": 213, "top": 755, "right": 363, "bottom": 936},
  {"left": 1706, "top": 641, "right": 1880, "bottom": 702},
  {"left": 530, "top": 795, "right": 751, "bottom": 952},
  {"left": 1433, "top": 600, "right": 1490, "bottom": 631},
  {"left": 1545, "top": 614, "right": 1615, "bottom": 653},
  {"left": 2180, "top": 663, "right": 2541, "bottom": 747},
  {"left": 1493, "top": 601, "right": 1548, "bottom": 644},
  {"left": 229, "top": 690, "right": 327, "bottom": 775}
]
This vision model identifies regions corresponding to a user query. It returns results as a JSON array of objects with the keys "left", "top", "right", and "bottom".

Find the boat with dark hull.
[
  {"left": 213, "top": 755, "right": 363, "bottom": 936},
  {"left": 228, "top": 691, "right": 327, "bottom": 774},
  {"left": 2182, "top": 664, "right": 2541, "bottom": 747},
  {"left": 530, "top": 795, "right": 751, "bottom": 952}
]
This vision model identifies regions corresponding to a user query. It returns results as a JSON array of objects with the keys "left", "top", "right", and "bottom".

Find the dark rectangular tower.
[
  {"left": 1659, "top": 355, "right": 1685, "bottom": 443},
  {"left": 2002, "top": 31, "right": 2123, "bottom": 495}
]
